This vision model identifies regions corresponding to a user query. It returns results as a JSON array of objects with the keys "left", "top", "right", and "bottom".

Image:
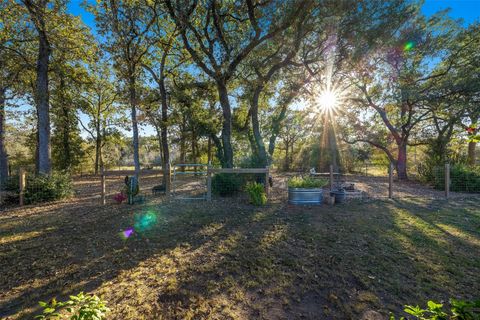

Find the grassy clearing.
[{"left": 0, "top": 193, "right": 479, "bottom": 319}]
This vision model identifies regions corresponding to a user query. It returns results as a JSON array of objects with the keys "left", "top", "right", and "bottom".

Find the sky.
[
  {"left": 421, "top": 0, "right": 480, "bottom": 24},
  {"left": 67, "top": 0, "right": 480, "bottom": 31}
]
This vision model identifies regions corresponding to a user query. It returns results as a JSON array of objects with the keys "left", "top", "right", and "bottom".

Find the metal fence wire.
[
  {"left": 210, "top": 171, "right": 268, "bottom": 201},
  {"left": 172, "top": 164, "right": 208, "bottom": 200},
  {"left": 433, "top": 165, "right": 480, "bottom": 193}
]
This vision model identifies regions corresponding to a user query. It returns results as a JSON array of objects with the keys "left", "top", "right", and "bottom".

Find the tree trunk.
[
  {"left": 95, "top": 133, "right": 101, "bottom": 175},
  {"left": 36, "top": 31, "right": 51, "bottom": 174},
  {"left": 191, "top": 128, "right": 197, "bottom": 165},
  {"left": 179, "top": 114, "right": 186, "bottom": 171},
  {"left": 62, "top": 107, "right": 71, "bottom": 170},
  {"left": 268, "top": 104, "right": 288, "bottom": 157},
  {"left": 251, "top": 87, "right": 268, "bottom": 167},
  {"left": 60, "top": 83, "right": 71, "bottom": 171},
  {"left": 0, "top": 88, "right": 8, "bottom": 185},
  {"left": 284, "top": 141, "right": 290, "bottom": 171},
  {"left": 152, "top": 121, "right": 163, "bottom": 166},
  {"left": 158, "top": 49, "right": 171, "bottom": 191},
  {"left": 468, "top": 141, "right": 476, "bottom": 166},
  {"left": 396, "top": 142, "right": 408, "bottom": 180},
  {"left": 129, "top": 75, "right": 140, "bottom": 178},
  {"left": 216, "top": 82, "right": 234, "bottom": 168}
]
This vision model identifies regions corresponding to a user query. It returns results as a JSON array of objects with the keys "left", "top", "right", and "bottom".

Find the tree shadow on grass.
[
  {"left": 0, "top": 197, "right": 236, "bottom": 319},
  {"left": 1, "top": 196, "right": 479, "bottom": 319}
]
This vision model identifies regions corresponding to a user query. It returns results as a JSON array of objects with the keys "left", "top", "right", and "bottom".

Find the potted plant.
[{"left": 288, "top": 176, "right": 328, "bottom": 205}]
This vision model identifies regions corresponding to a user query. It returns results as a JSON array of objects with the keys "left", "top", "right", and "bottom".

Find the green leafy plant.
[
  {"left": 390, "top": 299, "right": 480, "bottom": 320},
  {"left": 24, "top": 172, "right": 73, "bottom": 204},
  {"left": 35, "top": 292, "right": 110, "bottom": 320},
  {"left": 288, "top": 176, "right": 328, "bottom": 189},
  {"left": 245, "top": 182, "right": 267, "bottom": 206},
  {"left": 430, "top": 165, "right": 480, "bottom": 193}
]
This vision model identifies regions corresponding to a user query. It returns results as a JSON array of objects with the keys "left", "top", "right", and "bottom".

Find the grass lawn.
[{"left": 1, "top": 195, "right": 479, "bottom": 319}]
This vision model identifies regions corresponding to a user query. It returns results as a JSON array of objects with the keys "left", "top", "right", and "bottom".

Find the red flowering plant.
[
  {"left": 113, "top": 192, "right": 127, "bottom": 204},
  {"left": 466, "top": 124, "right": 479, "bottom": 143}
]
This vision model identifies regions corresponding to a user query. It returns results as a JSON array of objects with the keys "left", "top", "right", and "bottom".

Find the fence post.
[
  {"left": 388, "top": 163, "right": 393, "bottom": 199},
  {"left": 206, "top": 164, "right": 212, "bottom": 202},
  {"left": 101, "top": 166, "right": 106, "bottom": 205},
  {"left": 19, "top": 167, "right": 26, "bottom": 206},
  {"left": 265, "top": 166, "right": 270, "bottom": 199},
  {"left": 445, "top": 163, "right": 450, "bottom": 199},
  {"left": 329, "top": 164, "right": 334, "bottom": 190}
]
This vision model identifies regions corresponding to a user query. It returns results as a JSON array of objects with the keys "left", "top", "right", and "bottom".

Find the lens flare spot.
[
  {"left": 121, "top": 227, "right": 134, "bottom": 239},
  {"left": 134, "top": 211, "right": 158, "bottom": 232},
  {"left": 404, "top": 41, "right": 415, "bottom": 51}
]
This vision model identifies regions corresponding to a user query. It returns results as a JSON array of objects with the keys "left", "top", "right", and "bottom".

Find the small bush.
[
  {"left": 24, "top": 172, "right": 73, "bottom": 204},
  {"left": 3, "top": 175, "right": 19, "bottom": 191},
  {"left": 211, "top": 173, "right": 243, "bottom": 196},
  {"left": 431, "top": 165, "right": 480, "bottom": 193},
  {"left": 245, "top": 182, "right": 267, "bottom": 206},
  {"left": 35, "top": 292, "right": 110, "bottom": 319},
  {"left": 288, "top": 176, "right": 328, "bottom": 189},
  {"left": 390, "top": 299, "right": 480, "bottom": 320}
]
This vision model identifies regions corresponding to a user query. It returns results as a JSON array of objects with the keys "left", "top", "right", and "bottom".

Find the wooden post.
[
  {"left": 445, "top": 163, "right": 450, "bottom": 199},
  {"left": 19, "top": 167, "right": 26, "bottom": 206},
  {"left": 265, "top": 166, "right": 270, "bottom": 199},
  {"left": 206, "top": 164, "right": 212, "bottom": 202},
  {"left": 329, "top": 164, "right": 334, "bottom": 190},
  {"left": 101, "top": 166, "right": 106, "bottom": 205},
  {"left": 388, "top": 163, "right": 393, "bottom": 199}
]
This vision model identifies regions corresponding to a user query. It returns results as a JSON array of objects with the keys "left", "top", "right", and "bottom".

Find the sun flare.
[
  {"left": 318, "top": 89, "right": 338, "bottom": 112},
  {"left": 319, "top": 90, "right": 337, "bottom": 110}
]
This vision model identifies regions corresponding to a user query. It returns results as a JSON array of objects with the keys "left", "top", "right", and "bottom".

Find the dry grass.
[{"left": 0, "top": 175, "right": 479, "bottom": 319}]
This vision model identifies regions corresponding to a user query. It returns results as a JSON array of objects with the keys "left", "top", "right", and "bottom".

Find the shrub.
[
  {"left": 288, "top": 176, "right": 328, "bottom": 189},
  {"left": 390, "top": 299, "right": 480, "bottom": 320},
  {"left": 24, "top": 172, "right": 73, "bottom": 204},
  {"left": 245, "top": 182, "right": 267, "bottom": 206},
  {"left": 35, "top": 292, "right": 110, "bottom": 319},
  {"left": 3, "top": 175, "right": 19, "bottom": 191},
  {"left": 211, "top": 173, "right": 243, "bottom": 196},
  {"left": 431, "top": 165, "right": 480, "bottom": 193}
]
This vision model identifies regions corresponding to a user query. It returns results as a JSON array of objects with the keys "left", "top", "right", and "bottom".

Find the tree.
[
  {"left": 78, "top": 62, "right": 120, "bottom": 175},
  {"left": 141, "top": 5, "right": 182, "bottom": 190},
  {"left": 165, "top": 0, "right": 309, "bottom": 167},
  {"left": 90, "top": 0, "right": 156, "bottom": 178},
  {"left": 240, "top": 4, "right": 313, "bottom": 167},
  {"left": 49, "top": 15, "right": 95, "bottom": 171},
  {"left": 0, "top": 0, "right": 30, "bottom": 183},
  {"left": 453, "top": 23, "right": 480, "bottom": 166},
  {"left": 345, "top": 11, "right": 461, "bottom": 179},
  {"left": 20, "top": 0, "right": 59, "bottom": 174}
]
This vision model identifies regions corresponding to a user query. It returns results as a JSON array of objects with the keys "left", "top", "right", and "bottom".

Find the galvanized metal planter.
[{"left": 288, "top": 188, "right": 323, "bottom": 205}]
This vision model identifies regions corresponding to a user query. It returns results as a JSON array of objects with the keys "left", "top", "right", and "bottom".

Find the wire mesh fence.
[
  {"left": 171, "top": 164, "right": 208, "bottom": 200},
  {"left": 2, "top": 163, "right": 477, "bottom": 209},
  {"left": 100, "top": 169, "right": 164, "bottom": 204},
  {"left": 432, "top": 165, "right": 480, "bottom": 193},
  {"left": 209, "top": 170, "right": 270, "bottom": 202}
]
